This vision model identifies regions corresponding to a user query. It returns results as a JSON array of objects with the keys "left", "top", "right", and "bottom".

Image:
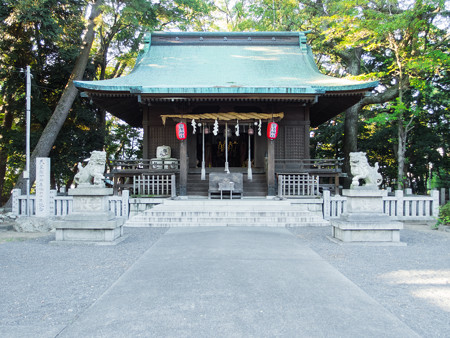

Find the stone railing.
[
  {"left": 12, "top": 189, "right": 129, "bottom": 218},
  {"left": 323, "top": 189, "right": 439, "bottom": 221},
  {"left": 322, "top": 191, "right": 347, "bottom": 219}
]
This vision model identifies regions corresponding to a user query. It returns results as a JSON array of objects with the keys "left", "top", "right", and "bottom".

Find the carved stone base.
[
  {"left": 53, "top": 188, "right": 124, "bottom": 244},
  {"left": 331, "top": 189, "right": 405, "bottom": 245},
  {"left": 331, "top": 219, "right": 404, "bottom": 245}
]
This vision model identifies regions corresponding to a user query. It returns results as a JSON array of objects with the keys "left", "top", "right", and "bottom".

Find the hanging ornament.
[
  {"left": 235, "top": 120, "right": 240, "bottom": 137},
  {"left": 213, "top": 119, "right": 219, "bottom": 136},
  {"left": 267, "top": 122, "right": 278, "bottom": 140},
  {"left": 226, "top": 128, "right": 232, "bottom": 137},
  {"left": 204, "top": 126, "right": 210, "bottom": 135},
  {"left": 191, "top": 119, "right": 196, "bottom": 134},
  {"left": 176, "top": 122, "right": 187, "bottom": 140},
  {"left": 258, "top": 119, "right": 262, "bottom": 136},
  {"left": 248, "top": 127, "right": 254, "bottom": 135}
]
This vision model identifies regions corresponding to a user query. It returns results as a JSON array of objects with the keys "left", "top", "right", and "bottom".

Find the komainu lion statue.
[
  {"left": 74, "top": 151, "right": 106, "bottom": 187},
  {"left": 350, "top": 152, "right": 382, "bottom": 188}
]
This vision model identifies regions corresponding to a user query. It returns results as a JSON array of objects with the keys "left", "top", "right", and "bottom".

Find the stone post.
[
  {"left": 35, "top": 157, "right": 50, "bottom": 217},
  {"left": 12, "top": 189, "right": 20, "bottom": 216},
  {"left": 431, "top": 190, "right": 440, "bottom": 218},
  {"left": 121, "top": 189, "right": 129, "bottom": 218},
  {"left": 323, "top": 190, "right": 331, "bottom": 220},
  {"left": 440, "top": 188, "right": 446, "bottom": 205},
  {"left": 49, "top": 190, "right": 57, "bottom": 217},
  {"left": 395, "top": 190, "right": 404, "bottom": 218}
]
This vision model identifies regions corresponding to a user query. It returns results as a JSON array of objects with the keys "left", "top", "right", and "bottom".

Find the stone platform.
[
  {"left": 331, "top": 188, "right": 404, "bottom": 245},
  {"left": 53, "top": 187, "right": 124, "bottom": 244}
]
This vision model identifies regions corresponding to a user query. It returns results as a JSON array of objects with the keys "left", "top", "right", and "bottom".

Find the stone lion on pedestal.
[
  {"left": 350, "top": 152, "right": 382, "bottom": 188},
  {"left": 74, "top": 151, "right": 106, "bottom": 187}
]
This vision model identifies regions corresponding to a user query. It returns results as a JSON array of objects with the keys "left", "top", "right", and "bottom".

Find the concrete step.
[
  {"left": 124, "top": 198, "right": 328, "bottom": 228},
  {"left": 126, "top": 221, "right": 329, "bottom": 227},
  {"left": 141, "top": 211, "right": 320, "bottom": 217},
  {"left": 129, "top": 216, "right": 326, "bottom": 223}
]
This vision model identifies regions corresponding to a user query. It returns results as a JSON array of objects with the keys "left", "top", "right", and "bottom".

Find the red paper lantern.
[
  {"left": 267, "top": 122, "right": 278, "bottom": 140},
  {"left": 176, "top": 122, "right": 187, "bottom": 140}
]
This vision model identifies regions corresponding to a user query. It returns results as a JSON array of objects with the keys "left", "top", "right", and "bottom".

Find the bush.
[{"left": 436, "top": 202, "right": 450, "bottom": 226}]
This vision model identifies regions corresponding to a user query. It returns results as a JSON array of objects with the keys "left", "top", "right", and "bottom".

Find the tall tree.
[{"left": 4, "top": 0, "right": 103, "bottom": 207}]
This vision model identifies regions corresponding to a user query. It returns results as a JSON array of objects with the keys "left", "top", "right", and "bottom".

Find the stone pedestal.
[
  {"left": 331, "top": 188, "right": 404, "bottom": 245},
  {"left": 54, "top": 187, "right": 124, "bottom": 244}
]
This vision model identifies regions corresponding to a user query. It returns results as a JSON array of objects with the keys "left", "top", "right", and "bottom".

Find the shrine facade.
[{"left": 74, "top": 32, "right": 377, "bottom": 197}]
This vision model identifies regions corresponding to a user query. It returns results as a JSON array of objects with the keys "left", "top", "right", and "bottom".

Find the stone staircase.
[{"left": 125, "top": 199, "right": 329, "bottom": 227}]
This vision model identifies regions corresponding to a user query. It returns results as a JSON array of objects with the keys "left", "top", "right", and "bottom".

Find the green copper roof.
[{"left": 74, "top": 32, "right": 377, "bottom": 95}]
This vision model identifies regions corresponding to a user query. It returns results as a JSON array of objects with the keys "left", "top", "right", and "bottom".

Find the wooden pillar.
[
  {"left": 179, "top": 118, "right": 188, "bottom": 196},
  {"left": 304, "top": 106, "right": 311, "bottom": 159},
  {"left": 267, "top": 138, "right": 276, "bottom": 196},
  {"left": 142, "top": 106, "right": 150, "bottom": 159}
]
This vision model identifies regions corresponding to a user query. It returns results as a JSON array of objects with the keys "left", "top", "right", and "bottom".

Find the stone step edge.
[
  {"left": 125, "top": 218, "right": 329, "bottom": 224},
  {"left": 125, "top": 222, "right": 330, "bottom": 227}
]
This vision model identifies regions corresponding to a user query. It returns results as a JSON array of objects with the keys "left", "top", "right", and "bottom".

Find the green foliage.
[
  {"left": 436, "top": 202, "right": 450, "bottom": 226},
  {"left": 104, "top": 114, "right": 143, "bottom": 162}
]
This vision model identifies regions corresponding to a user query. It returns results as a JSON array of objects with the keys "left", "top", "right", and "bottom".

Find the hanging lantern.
[
  {"left": 176, "top": 122, "right": 187, "bottom": 140},
  {"left": 267, "top": 122, "right": 278, "bottom": 140},
  {"left": 248, "top": 127, "right": 254, "bottom": 135}
]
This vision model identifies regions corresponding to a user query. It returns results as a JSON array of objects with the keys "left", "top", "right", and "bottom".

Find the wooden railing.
[
  {"left": 109, "top": 159, "right": 180, "bottom": 194},
  {"left": 275, "top": 158, "right": 343, "bottom": 173},
  {"left": 133, "top": 174, "right": 176, "bottom": 197},
  {"left": 276, "top": 159, "right": 344, "bottom": 195},
  {"left": 110, "top": 159, "right": 180, "bottom": 171},
  {"left": 278, "top": 174, "right": 319, "bottom": 197}
]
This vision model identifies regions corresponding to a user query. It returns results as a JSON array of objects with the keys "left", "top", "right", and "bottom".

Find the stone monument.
[
  {"left": 53, "top": 151, "right": 124, "bottom": 244},
  {"left": 330, "top": 152, "right": 404, "bottom": 245}
]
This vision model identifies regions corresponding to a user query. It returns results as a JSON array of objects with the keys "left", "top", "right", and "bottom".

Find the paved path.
[{"left": 58, "top": 227, "right": 418, "bottom": 337}]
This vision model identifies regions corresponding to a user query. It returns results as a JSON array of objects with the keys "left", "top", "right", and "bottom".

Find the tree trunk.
[
  {"left": 341, "top": 48, "right": 362, "bottom": 188},
  {"left": 342, "top": 102, "right": 362, "bottom": 187},
  {"left": 0, "top": 108, "right": 13, "bottom": 204},
  {"left": 397, "top": 119, "right": 406, "bottom": 190},
  {"left": 4, "top": 0, "right": 103, "bottom": 208}
]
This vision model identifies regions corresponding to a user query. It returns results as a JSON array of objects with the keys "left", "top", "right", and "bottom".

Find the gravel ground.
[
  {"left": 289, "top": 224, "right": 450, "bottom": 338},
  {"left": 0, "top": 227, "right": 169, "bottom": 337},
  {"left": 1, "top": 225, "right": 449, "bottom": 337}
]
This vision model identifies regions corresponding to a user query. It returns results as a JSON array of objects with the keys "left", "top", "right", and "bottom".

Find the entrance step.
[
  {"left": 187, "top": 173, "right": 267, "bottom": 197},
  {"left": 125, "top": 199, "right": 329, "bottom": 227}
]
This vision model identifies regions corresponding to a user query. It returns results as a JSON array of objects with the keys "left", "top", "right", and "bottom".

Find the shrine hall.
[{"left": 74, "top": 31, "right": 377, "bottom": 198}]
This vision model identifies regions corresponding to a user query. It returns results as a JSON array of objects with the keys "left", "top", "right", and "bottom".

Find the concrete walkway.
[{"left": 58, "top": 227, "right": 418, "bottom": 337}]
